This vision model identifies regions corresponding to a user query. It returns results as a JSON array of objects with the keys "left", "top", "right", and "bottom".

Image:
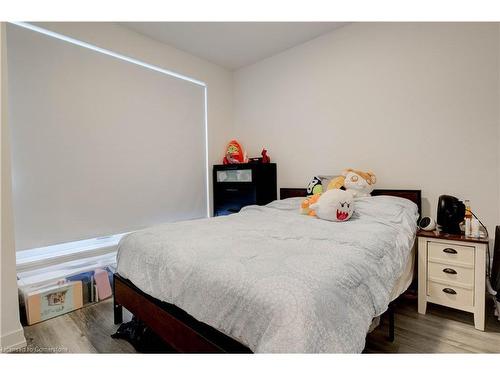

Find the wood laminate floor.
[{"left": 20, "top": 297, "right": 500, "bottom": 353}]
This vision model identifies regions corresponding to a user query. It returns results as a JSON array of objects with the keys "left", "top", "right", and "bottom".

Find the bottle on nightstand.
[{"left": 464, "top": 200, "right": 472, "bottom": 237}]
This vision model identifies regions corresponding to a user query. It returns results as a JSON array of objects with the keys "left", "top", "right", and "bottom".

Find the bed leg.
[
  {"left": 113, "top": 274, "right": 123, "bottom": 324},
  {"left": 114, "top": 302, "right": 123, "bottom": 325},
  {"left": 388, "top": 303, "right": 395, "bottom": 342}
]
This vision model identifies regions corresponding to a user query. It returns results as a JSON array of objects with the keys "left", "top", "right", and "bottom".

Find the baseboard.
[{"left": 0, "top": 326, "right": 26, "bottom": 352}]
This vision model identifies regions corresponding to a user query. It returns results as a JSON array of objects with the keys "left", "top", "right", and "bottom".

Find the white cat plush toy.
[
  {"left": 327, "top": 168, "right": 377, "bottom": 198},
  {"left": 309, "top": 189, "right": 354, "bottom": 222}
]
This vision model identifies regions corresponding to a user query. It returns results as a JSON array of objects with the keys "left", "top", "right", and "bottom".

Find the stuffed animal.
[
  {"left": 261, "top": 148, "right": 270, "bottom": 163},
  {"left": 326, "top": 175, "right": 344, "bottom": 190},
  {"left": 306, "top": 175, "right": 341, "bottom": 196},
  {"left": 309, "top": 189, "right": 354, "bottom": 222},
  {"left": 306, "top": 176, "right": 323, "bottom": 196},
  {"left": 222, "top": 140, "right": 248, "bottom": 164},
  {"left": 300, "top": 193, "right": 321, "bottom": 216},
  {"left": 327, "top": 168, "right": 376, "bottom": 198}
]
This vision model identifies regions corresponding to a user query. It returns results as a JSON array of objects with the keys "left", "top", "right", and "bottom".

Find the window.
[{"left": 8, "top": 23, "right": 209, "bottom": 254}]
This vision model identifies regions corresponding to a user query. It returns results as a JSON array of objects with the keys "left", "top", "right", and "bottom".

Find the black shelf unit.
[{"left": 213, "top": 163, "right": 277, "bottom": 216}]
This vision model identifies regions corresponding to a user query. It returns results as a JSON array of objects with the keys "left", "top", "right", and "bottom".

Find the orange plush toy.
[{"left": 300, "top": 193, "right": 321, "bottom": 216}]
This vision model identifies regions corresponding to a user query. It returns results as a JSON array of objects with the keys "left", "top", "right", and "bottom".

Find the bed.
[{"left": 113, "top": 188, "right": 421, "bottom": 353}]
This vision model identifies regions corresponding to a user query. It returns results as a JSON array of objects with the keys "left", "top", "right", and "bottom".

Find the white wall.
[
  {"left": 35, "top": 22, "right": 234, "bottom": 215},
  {"left": 234, "top": 23, "right": 500, "bottom": 234},
  {"left": 0, "top": 22, "right": 26, "bottom": 351}
]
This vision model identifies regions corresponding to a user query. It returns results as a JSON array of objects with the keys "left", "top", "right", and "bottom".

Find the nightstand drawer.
[
  {"left": 427, "top": 281, "right": 473, "bottom": 308},
  {"left": 427, "top": 262, "right": 474, "bottom": 286},
  {"left": 216, "top": 169, "right": 252, "bottom": 182},
  {"left": 427, "top": 241, "right": 474, "bottom": 266}
]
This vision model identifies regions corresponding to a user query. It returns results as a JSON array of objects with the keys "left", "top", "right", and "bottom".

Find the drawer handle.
[
  {"left": 443, "top": 248, "right": 457, "bottom": 254},
  {"left": 442, "top": 288, "right": 457, "bottom": 295},
  {"left": 442, "top": 268, "right": 457, "bottom": 275}
]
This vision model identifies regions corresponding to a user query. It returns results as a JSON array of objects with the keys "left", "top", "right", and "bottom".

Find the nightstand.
[
  {"left": 213, "top": 163, "right": 277, "bottom": 216},
  {"left": 417, "top": 230, "right": 488, "bottom": 330}
]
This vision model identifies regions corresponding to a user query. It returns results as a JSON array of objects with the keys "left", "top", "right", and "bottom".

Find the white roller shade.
[{"left": 7, "top": 24, "right": 208, "bottom": 251}]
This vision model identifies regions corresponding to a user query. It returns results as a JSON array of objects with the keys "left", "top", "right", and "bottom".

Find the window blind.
[{"left": 7, "top": 23, "right": 208, "bottom": 251}]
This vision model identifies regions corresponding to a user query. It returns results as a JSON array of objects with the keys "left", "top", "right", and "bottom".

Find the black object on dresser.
[{"left": 213, "top": 163, "right": 277, "bottom": 216}]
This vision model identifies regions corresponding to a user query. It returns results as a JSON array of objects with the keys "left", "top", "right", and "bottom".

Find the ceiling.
[{"left": 120, "top": 22, "right": 346, "bottom": 70}]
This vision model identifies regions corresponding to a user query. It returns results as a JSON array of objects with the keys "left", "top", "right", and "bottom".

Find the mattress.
[
  {"left": 117, "top": 196, "right": 418, "bottom": 353},
  {"left": 390, "top": 245, "right": 415, "bottom": 301},
  {"left": 366, "top": 245, "right": 414, "bottom": 334}
]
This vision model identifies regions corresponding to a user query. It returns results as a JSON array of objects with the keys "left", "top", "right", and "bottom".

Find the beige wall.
[
  {"left": 35, "top": 22, "right": 234, "bottom": 215},
  {"left": 234, "top": 23, "right": 500, "bottom": 235},
  {"left": 0, "top": 22, "right": 26, "bottom": 351}
]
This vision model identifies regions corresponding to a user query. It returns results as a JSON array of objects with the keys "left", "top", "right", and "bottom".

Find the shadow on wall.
[{"left": 422, "top": 197, "right": 432, "bottom": 219}]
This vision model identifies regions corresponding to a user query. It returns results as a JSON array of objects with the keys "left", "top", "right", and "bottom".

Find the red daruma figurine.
[{"left": 222, "top": 140, "right": 248, "bottom": 164}]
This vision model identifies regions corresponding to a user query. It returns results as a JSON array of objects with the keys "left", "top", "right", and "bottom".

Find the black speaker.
[{"left": 437, "top": 195, "right": 465, "bottom": 234}]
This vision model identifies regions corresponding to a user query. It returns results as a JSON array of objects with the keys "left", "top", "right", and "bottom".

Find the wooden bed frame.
[{"left": 113, "top": 188, "right": 422, "bottom": 353}]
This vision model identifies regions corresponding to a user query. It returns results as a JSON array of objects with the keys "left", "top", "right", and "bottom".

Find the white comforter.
[{"left": 116, "top": 196, "right": 418, "bottom": 353}]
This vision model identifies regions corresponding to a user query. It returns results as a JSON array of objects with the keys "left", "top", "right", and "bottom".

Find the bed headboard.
[{"left": 280, "top": 188, "right": 422, "bottom": 219}]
